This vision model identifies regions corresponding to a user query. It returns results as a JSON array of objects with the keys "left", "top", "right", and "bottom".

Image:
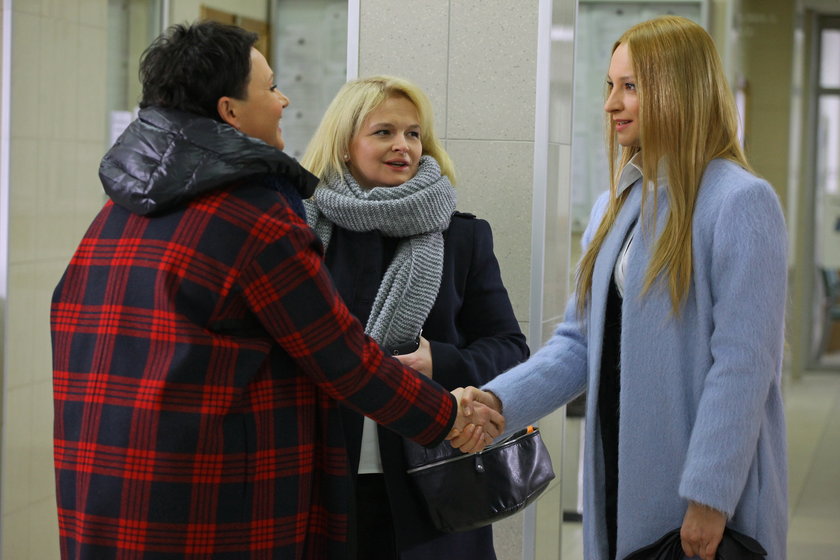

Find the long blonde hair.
[
  {"left": 301, "top": 75, "right": 456, "bottom": 184},
  {"left": 576, "top": 15, "right": 750, "bottom": 315}
]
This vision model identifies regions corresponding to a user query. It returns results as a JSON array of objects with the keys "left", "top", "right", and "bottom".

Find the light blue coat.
[{"left": 484, "top": 159, "right": 788, "bottom": 559}]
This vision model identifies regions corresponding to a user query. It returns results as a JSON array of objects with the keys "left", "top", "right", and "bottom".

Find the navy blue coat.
[{"left": 324, "top": 211, "right": 529, "bottom": 559}]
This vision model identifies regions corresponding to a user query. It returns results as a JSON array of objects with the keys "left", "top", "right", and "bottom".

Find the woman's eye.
[
  {"left": 270, "top": 84, "right": 278, "bottom": 92},
  {"left": 625, "top": 82, "right": 636, "bottom": 91},
  {"left": 606, "top": 80, "right": 614, "bottom": 90},
  {"left": 408, "top": 131, "right": 421, "bottom": 138},
  {"left": 374, "top": 130, "right": 390, "bottom": 136}
]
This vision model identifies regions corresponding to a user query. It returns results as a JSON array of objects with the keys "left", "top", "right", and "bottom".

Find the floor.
[
  {"left": 784, "top": 369, "right": 840, "bottom": 558},
  {"left": 559, "top": 369, "right": 840, "bottom": 559}
]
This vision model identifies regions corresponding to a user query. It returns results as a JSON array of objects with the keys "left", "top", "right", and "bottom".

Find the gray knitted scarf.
[{"left": 304, "top": 156, "right": 456, "bottom": 349}]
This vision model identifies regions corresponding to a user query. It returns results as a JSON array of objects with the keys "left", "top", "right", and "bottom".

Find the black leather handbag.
[
  {"left": 403, "top": 427, "right": 556, "bottom": 533},
  {"left": 622, "top": 527, "right": 767, "bottom": 560}
]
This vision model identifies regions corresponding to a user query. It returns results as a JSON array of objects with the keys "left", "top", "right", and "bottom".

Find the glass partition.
[
  {"left": 107, "top": 0, "right": 349, "bottom": 160},
  {"left": 811, "top": 19, "right": 840, "bottom": 369},
  {"left": 570, "top": 0, "right": 706, "bottom": 233},
  {"left": 271, "top": 0, "right": 348, "bottom": 158},
  {"left": 107, "top": 0, "right": 163, "bottom": 144}
]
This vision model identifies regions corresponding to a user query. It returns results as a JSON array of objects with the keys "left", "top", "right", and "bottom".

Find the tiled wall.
[
  {"left": 1, "top": 2, "right": 110, "bottom": 559},
  {"left": 740, "top": 0, "right": 794, "bottom": 210},
  {"left": 357, "top": 1, "right": 576, "bottom": 557}
]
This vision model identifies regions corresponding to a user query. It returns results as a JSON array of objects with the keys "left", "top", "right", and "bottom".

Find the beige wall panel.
[
  {"left": 74, "top": 141, "right": 109, "bottom": 218},
  {"left": 2, "top": 507, "right": 29, "bottom": 559},
  {"left": 77, "top": 25, "right": 108, "bottom": 142},
  {"left": 740, "top": 0, "right": 794, "bottom": 210},
  {"left": 30, "top": 381, "right": 58, "bottom": 503},
  {"left": 357, "top": 0, "right": 450, "bottom": 137},
  {"left": 14, "top": 1, "right": 40, "bottom": 15},
  {"left": 746, "top": 97, "right": 791, "bottom": 178},
  {"left": 8, "top": 138, "right": 38, "bottom": 267},
  {"left": 1, "top": 384, "right": 34, "bottom": 515},
  {"left": 37, "top": 141, "right": 84, "bottom": 261},
  {"left": 0, "top": 385, "right": 58, "bottom": 553},
  {"left": 37, "top": 17, "right": 67, "bottom": 139},
  {"left": 2, "top": 2, "right": 110, "bottom": 559},
  {"left": 18, "top": 265, "right": 62, "bottom": 386},
  {"left": 80, "top": 0, "right": 108, "bottom": 27},
  {"left": 26, "top": 0, "right": 81, "bottom": 21},
  {"left": 447, "top": 0, "right": 539, "bottom": 141},
  {"left": 10, "top": 12, "right": 39, "bottom": 139},
  {"left": 29, "top": 497, "right": 61, "bottom": 559},
  {"left": 5, "top": 265, "right": 37, "bottom": 390},
  {"left": 50, "top": 21, "right": 81, "bottom": 140},
  {"left": 446, "top": 139, "right": 534, "bottom": 323}
]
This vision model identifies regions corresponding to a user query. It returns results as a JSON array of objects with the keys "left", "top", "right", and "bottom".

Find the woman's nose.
[{"left": 604, "top": 90, "right": 620, "bottom": 113}]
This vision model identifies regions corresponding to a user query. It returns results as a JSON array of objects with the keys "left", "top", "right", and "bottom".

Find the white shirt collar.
[{"left": 615, "top": 152, "right": 669, "bottom": 198}]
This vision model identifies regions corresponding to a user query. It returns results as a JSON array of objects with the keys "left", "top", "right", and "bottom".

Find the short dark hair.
[{"left": 138, "top": 21, "right": 259, "bottom": 120}]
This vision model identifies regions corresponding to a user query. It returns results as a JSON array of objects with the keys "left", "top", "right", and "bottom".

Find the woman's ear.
[{"left": 217, "top": 96, "right": 239, "bottom": 128}]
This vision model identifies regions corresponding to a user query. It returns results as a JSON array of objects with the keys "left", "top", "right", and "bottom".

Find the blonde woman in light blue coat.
[{"left": 457, "top": 15, "right": 787, "bottom": 560}]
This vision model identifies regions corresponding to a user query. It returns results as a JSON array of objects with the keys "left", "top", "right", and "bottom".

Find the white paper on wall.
[{"left": 109, "top": 110, "right": 135, "bottom": 145}]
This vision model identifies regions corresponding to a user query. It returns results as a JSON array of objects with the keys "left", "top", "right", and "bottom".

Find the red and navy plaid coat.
[{"left": 51, "top": 107, "right": 457, "bottom": 560}]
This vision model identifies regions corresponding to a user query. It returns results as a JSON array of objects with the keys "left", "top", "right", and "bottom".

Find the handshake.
[{"left": 446, "top": 387, "right": 505, "bottom": 453}]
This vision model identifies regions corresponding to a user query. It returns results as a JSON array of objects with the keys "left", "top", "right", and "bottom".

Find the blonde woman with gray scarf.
[{"left": 301, "top": 76, "right": 528, "bottom": 560}]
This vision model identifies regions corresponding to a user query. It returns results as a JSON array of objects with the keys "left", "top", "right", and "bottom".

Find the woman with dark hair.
[
  {"left": 459, "top": 15, "right": 788, "bottom": 560},
  {"left": 51, "top": 21, "right": 500, "bottom": 560}
]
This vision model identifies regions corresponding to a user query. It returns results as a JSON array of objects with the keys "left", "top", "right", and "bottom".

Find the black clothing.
[
  {"left": 324, "top": 212, "right": 529, "bottom": 558},
  {"left": 600, "top": 276, "right": 623, "bottom": 560},
  {"left": 100, "top": 106, "right": 316, "bottom": 216},
  {"left": 355, "top": 475, "right": 399, "bottom": 560}
]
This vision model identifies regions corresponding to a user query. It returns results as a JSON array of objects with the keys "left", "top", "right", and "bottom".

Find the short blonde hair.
[{"left": 301, "top": 75, "right": 456, "bottom": 184}]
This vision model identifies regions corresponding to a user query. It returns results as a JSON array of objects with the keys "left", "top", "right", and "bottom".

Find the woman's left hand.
[
  {"left": 680, "top": 501, "right": 727, "bottom": 560},
  {"left": 394, "top": 336, "right": 433, "bottom": 377}
]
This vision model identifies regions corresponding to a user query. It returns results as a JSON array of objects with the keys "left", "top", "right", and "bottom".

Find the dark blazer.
[{"left": 324, "top": 211, "right": 529, "bottom": 559}]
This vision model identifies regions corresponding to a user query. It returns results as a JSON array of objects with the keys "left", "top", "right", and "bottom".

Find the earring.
[{"left": 343, "top": 154, "right": 349, "bottom": 161}]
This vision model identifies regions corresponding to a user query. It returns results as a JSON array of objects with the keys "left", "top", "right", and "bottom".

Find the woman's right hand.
[
  {"left": 680, "top": 501, "right": 726, "bottom": 560},
  {"left": 447, "top": 387, "right": 505, "bottom": 452},
  {"left": 457, "top": 386, "right": 503, "bottom": 417},
  {"left": 449, "top": 387, "right": 504, "bottom": 451}
]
